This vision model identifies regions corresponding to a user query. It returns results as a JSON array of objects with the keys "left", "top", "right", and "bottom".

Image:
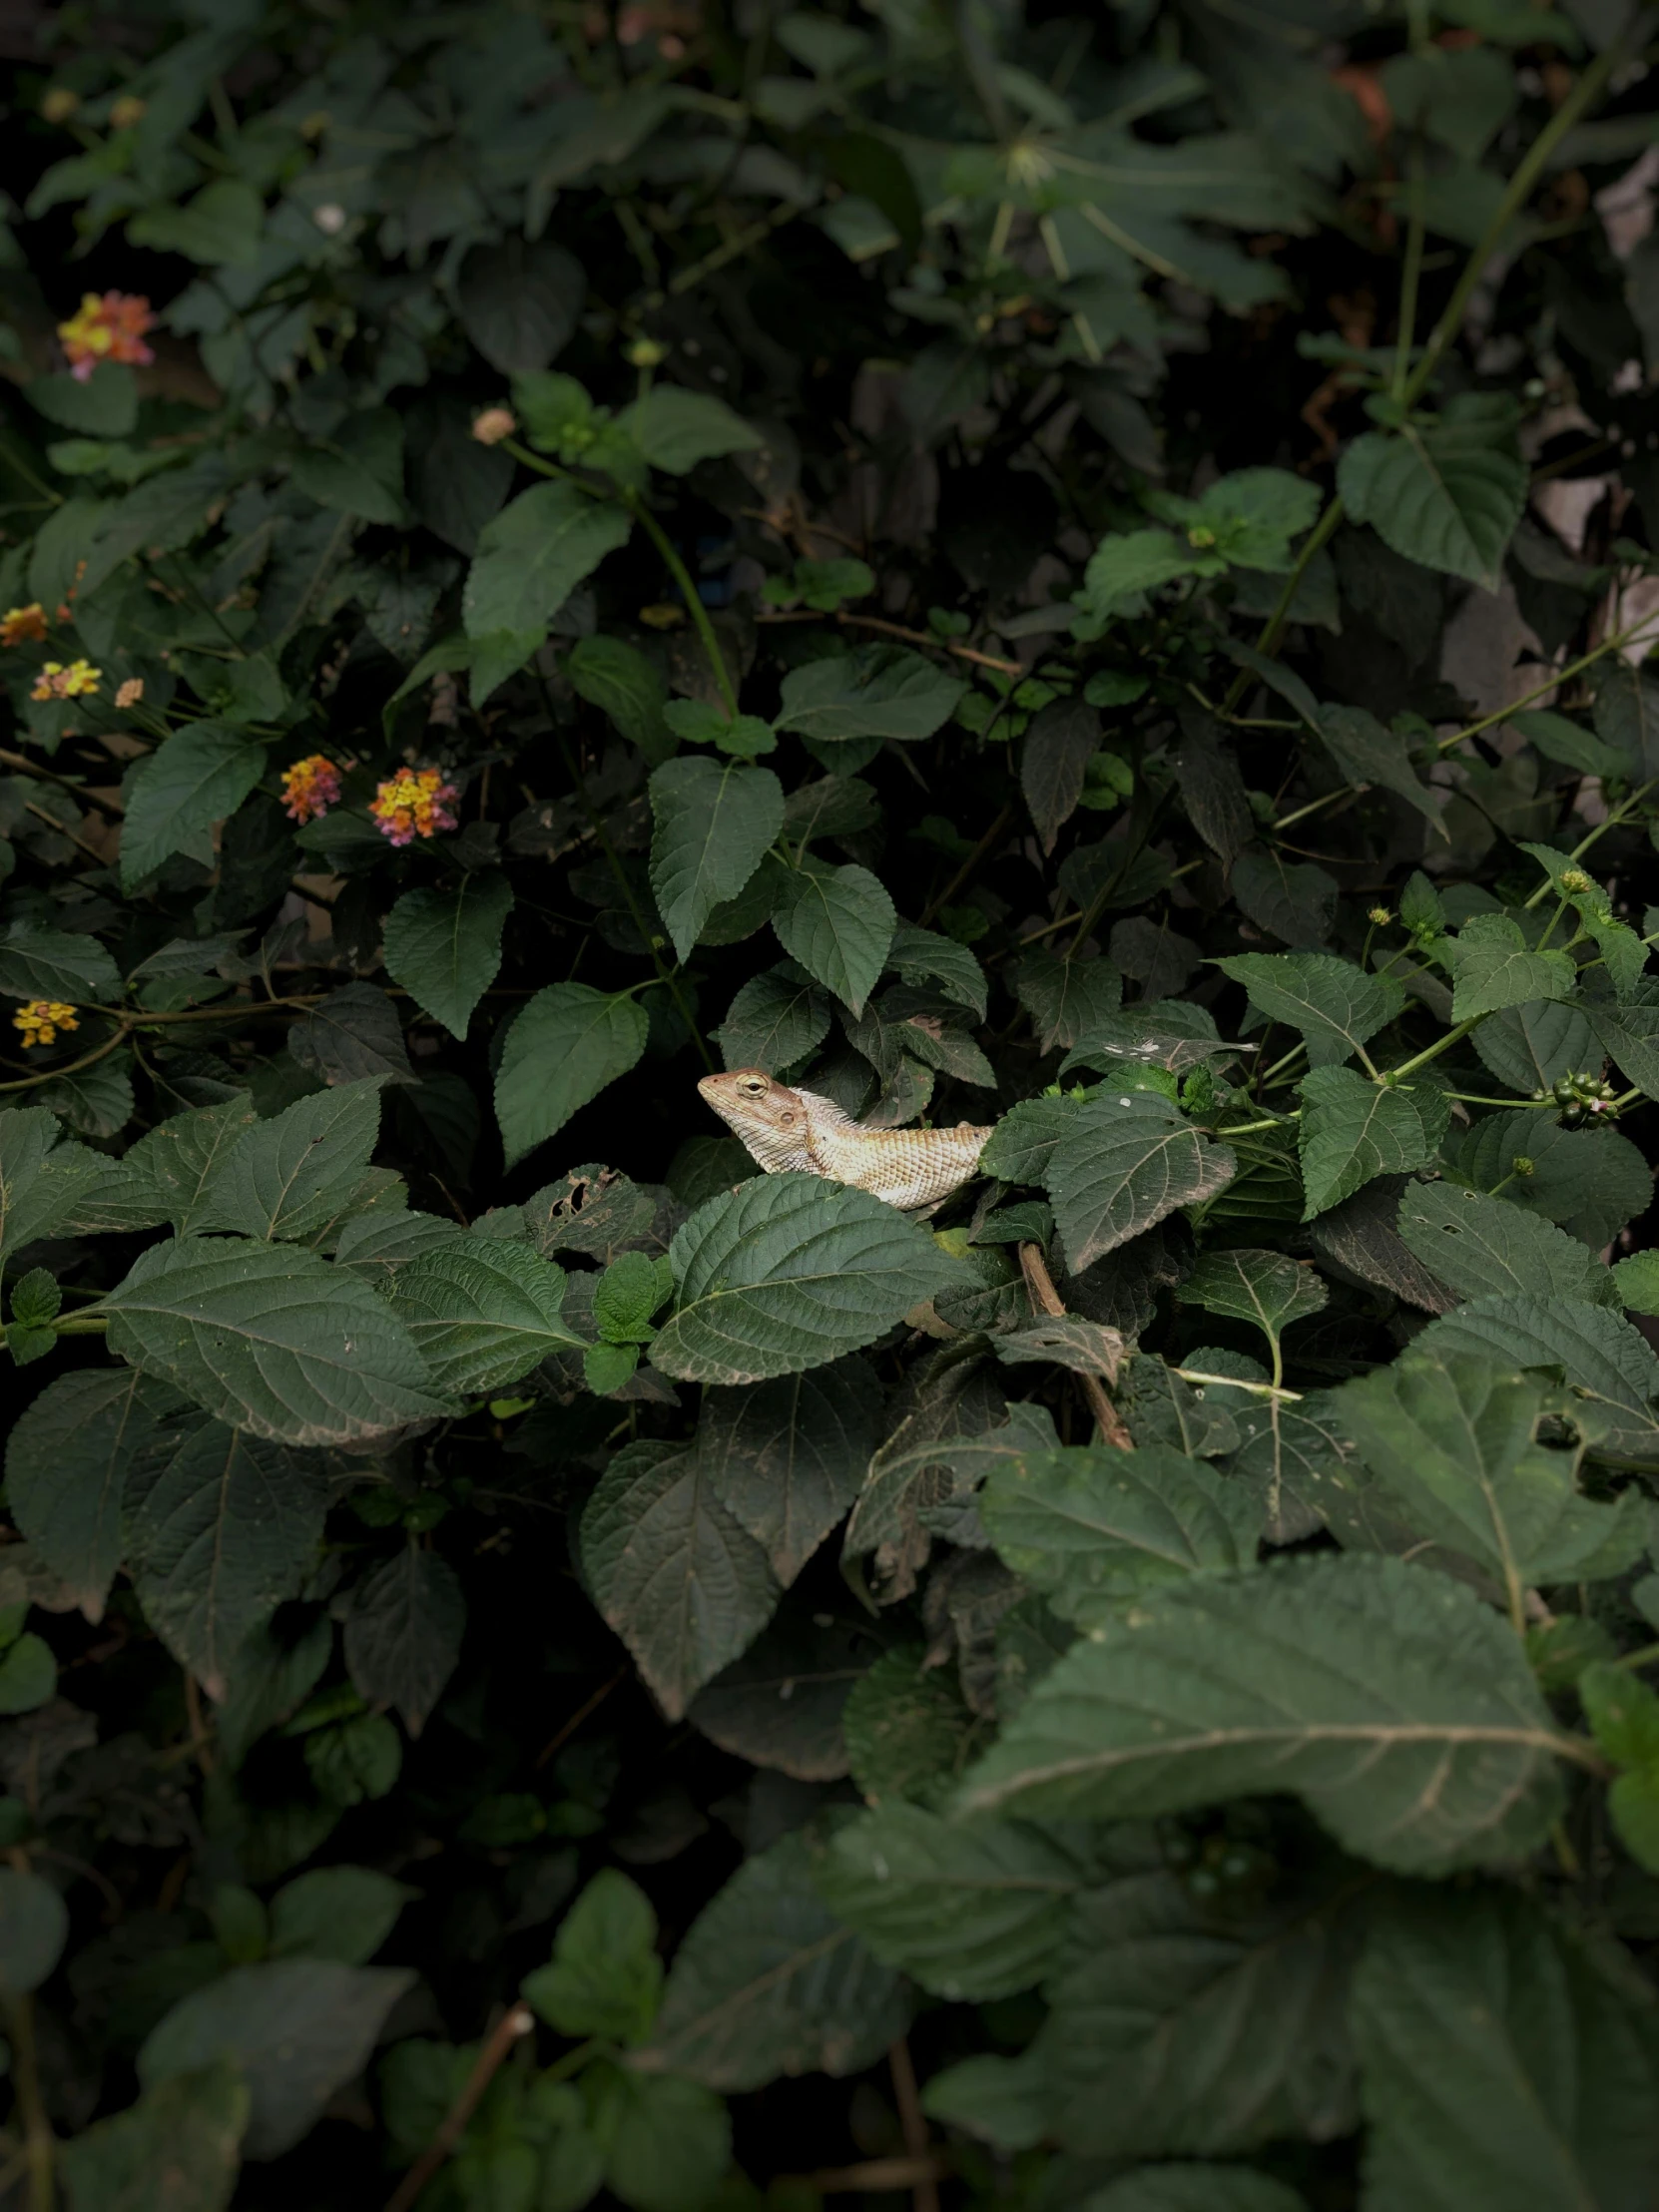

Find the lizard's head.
[
  {"left": 698, "top": 1068, "right": 796, "bottom": 1130},
  {"left": 697, "top": 1069, "right": 809, "bottom": 1169}
]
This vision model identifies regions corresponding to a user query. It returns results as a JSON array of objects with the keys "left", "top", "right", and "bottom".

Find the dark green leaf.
[
  {"left": 382, "top": 874, "right": 514, "bottom": 1041},
  {"left": 494, "top": 984, "right": 650, "bottom": 1170}
]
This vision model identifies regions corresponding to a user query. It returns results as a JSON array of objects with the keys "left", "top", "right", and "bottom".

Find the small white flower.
[{"left": 313, "top": 203, "right": 347, "bottom": 235}]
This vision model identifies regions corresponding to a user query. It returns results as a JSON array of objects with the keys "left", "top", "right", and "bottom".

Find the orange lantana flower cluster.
[
  {"left": 31, "top": 659, "right": 101, "bottom": 702},
  {"left": 12, "top": 1001, "right": 78, "bottom": 1049},
  {"left": 281, "top": 754, "right": 343, "bottom": 824},
  {"left": 57, "top": 290, "right": 156, "bottom": 382},
  {"left": 371, "top": 767, "right": 460, "bottom": 846},
  {"left": 0, "top": 604, "right": 47, "bottom": 646}
]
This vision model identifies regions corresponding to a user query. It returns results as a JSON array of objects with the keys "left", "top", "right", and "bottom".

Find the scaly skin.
[{"left": 698, "top": 1069, "right": 992, "bottom": 1210}]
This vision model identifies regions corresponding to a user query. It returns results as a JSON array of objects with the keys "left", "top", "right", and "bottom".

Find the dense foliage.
[{"left": 3, "top": 0, "right": 1659, "bottom": 2205}]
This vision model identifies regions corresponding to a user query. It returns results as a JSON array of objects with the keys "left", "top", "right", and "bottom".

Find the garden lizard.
[{"left": 698, "top": 1069, "right": 992, "bottom": 1211}]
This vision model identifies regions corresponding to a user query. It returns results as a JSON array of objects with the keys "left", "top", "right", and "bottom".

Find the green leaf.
[
  {"left": 1612, "top": 1249, "right": 1659, "bottom": 1314},
  {"left": 1179, "top": 1247, "right": 1330, "bottom": 1345},
  {"left": 268, "top": 1867, "right": 415, "bottom": 1966},
  {"left": 56, "top": 2063, "right": 248, "bottom": 2212},
  {"left": 382, "top": 874, "right": 514, "bottom": 1041},
  {"left": 195, "top": 1080, "right": 386, "bottom": 1245},
  {"left": 1075, "top": 528, "right": 1201, "bottom": 625},
  {"left": 342, "top": 1547, "right": 464, "bottom": 1737},
  {"left": 1444, "top": 1109, "right": 1652, "bottom": 1247},
  {"left": 1395, "top": 1182, "right": 1618, "bottom": 1308},
  {"left": 121, "top": 725, "right": 267, "bottom": 890},
  {"left": 456, "top": 237, "right": 585, "bottom": 374},
  {"left": 120, "top": 1101, "right": 260, "bottom": 1236},
  {"left": 1032, "top": 1866, "right": 1363, "bottom": 2160},
  {"left": 979, "top": 1444, "right": 1260, "bottom": 1628},
  {"left": 775, "top": 649, "right": 965, "bottom": 745},
  {"left": 127, "top": 1417, "right": 329, "bottom": 1697},
  {"left": 594, "top": 1249, "right": 668, "bottom": 1343},
  {"left": 589, "top": 2066, "right": 731, "bottom": 2212},
  {"left": 618, "top": 385, "right": 763, "bottom": 473},
  {"left": 580, "top": 1438, "right": 780, "bottom": 1719},
  {"left": 1338, "top": 395, "right": 1527, "bottom": 588},
  {"left": 100, "top": 1237, "right": 449, "bottom": 1449},
  {"left": 0, "top": 1104, "right": 134, "bottom": 1267},
  {"left": 385, "top": 1235, "right": 582, "bottom": 1394},
  {"left": 711, "top": 962, "right": 833, "bottom": 1074},
  {"left": 462, "top": 480, "right": 632, "bottom": 644},
  {"left": 1021, "top": 697, "right": 1101, "bottom": 853},
  {"left": 1335, "top": 1351, "right": 1646, "bottom": 1594},
  {"left": 886, "top": 923, "right": 988, "bottom": 1018},
  {"left": 1409, "top": 1292, "right": 1659, "bottom": 1462},
  {"left": 494, "top": 983, "right": 650, "bottom": 1170},
  {"left": 843, "top": 1646, "right": 978, "bottom": 1803},
  {"left": 651, "top": 1171, "right": 971, "bottom": 1386},
  {"left": 649, "top": 757, "right": 785, "bottom": 963},
  {"left": 523, "top": 1869, "right": 662, "bottom": 2044},
  {"left": 771, "top": 862, "right": 896, "bottom": 1017},
  {"left": 131, "top": 178, "right": 265, "bottom": 266},
  {"left": 1351, "top": 1886, "right": 1659, "bottom": 2212},
  {"left": 956, "top": 1553, "right": 1574, "bottom": 1872},
  {"left": 1444, "top": 912, "right": 1576, "bottom": 1021},
  {"left": 1066, "top": 2169, "right": 1311, "bottom": 2212},
  {"left": 1044, "top": 1094, "right": 1237, "bottom": 1273},
  {"left": 286, "top": 984, "right": 415, "bottom": 1090},
  {"left": 0, "top": 1865, "right": 69, "bottom": 1995},
  {"left": 1315, "top": 704, "right": 1445, "bottom": 832},
  {"left": 1014, "top": 949, "right": 1123, "bottom": 1053},
  {"left": 5, "top": 1369, "right": 183, "bottom": 1617},
  {"left": 813, "top": 1802, "right": 1088, "bottom": 2001},
  {"left": 289, "top": 410, "right": 405, "bottom": 524},
  {"left": 565, "top": 634, "right": 673, "bottom": 763},
  {"left": 1214, "top": 952, "right": 1405, "bottom": 1068},
  {"left": 640, "top": 1829, "right": 906, "bottom": 2088},
  {"left": 696, "top": 1357, "right": 880, "bottom": 1582},
  {"left": 139, "top": 1960, "right": 413, "bottom": 2161},
  {"left": 0, "top": 923, "right": 120, "bottom": 1009},
  {"left": 1586, "top": 978, "right": 1659, "bottom": 1099},
  {"left": 1296, "top": 1065, "right": 1441, "bottom": 1217}
]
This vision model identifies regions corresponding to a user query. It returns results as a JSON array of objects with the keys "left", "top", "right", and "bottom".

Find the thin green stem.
[
  {"left": 1383, "top": 1015, "right": 1480, "bottom": 1084},
  {"left": 1223, "top": 499, "right": 1345, "bottom": 711},
  {"left": 1391, "top": 136, "right": 1426, "bottom": 406},
  {"left": 1439, "top": 614, "right": 1659, "bottom": 754},
  {"left": 622, "top": 489, "right": 740, "bottom": 720},
  {"left": 1401, "top": 26, "right": 1634, "bottom": 411}
]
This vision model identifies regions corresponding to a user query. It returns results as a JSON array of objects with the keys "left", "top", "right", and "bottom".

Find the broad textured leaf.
[
  {"left": 456, "top": 237, "right": 584, "bottom": 372},
  {"left": 979, "top": 1444, "right": 1259, "bottom": 1627},
  {"left": 494, "top": 983, "right": 650, "bottom": 1169},
  {"left": 268, "top": 1867, "right": 414, "bottom": 1965},
  {"left": 565, "top": 633, "right": 673, "bottom": 762},
  {"left": 523, "top": 1869, "right": 661, "bottom": 2043},
  {"left": 1231, "top": 845, "right": 1337, "bottom": 947},
  {"left": 286, "top": 983, "right": 416, "bottom": 1087},
  {"left": 886, "top": 924, "right": 988, "bottom": 1018},
  {"left": 5, "top": 1369, "right": 183, "bottom": 1617},
  {"left": 1014, "top": 950, "right": 1122, "bottom": 1053},
  {"left": 1352, "top": 1886, "right": 1659, "bottom": 2212},
  {"left": 1587, "top": 978, "right": 1659, "bottom": 1099},
  {"left": 1410, "top": 1292, "right": 1659, "bottom": 1462},
  {"left": 0, "top": 922, "right": 121, "bottom": 1006},
  {"left": 775, "top": 648, "right": 963, "bottom": 745},
  {"left": 1445, "top": 1109, "right": 1651, "bottom": 1248},
  {"left": 581, "top": 1438, "right": 780, "bottom": 1719},
  {"left": 462, "top": 479, "right": 632, "bottom": 641},
  {"left": 1215, "top": 953, "right": 1405, "bottom": 1068},
  {"left": 771, "top": 862, "right": 895, "bottom": 1016},
  {"left": 1179, "top": 1247, "right": 1329, "bottom": 1341},
  {"left": 649, "top": 757, "right": 784, "bottom": 963},
  {"left": 57, "top": 2062, "right": 248, "bottom": 2212},
  {"left": 388, "top": 1234, "right": 582, "bottom": 1392},
  {"left": 712, "top": 962, "right": 832, "bottom": 1074},
  {"left": 127, "top": 1418, "right": 330, "bottom": 1696},
  {"left": 342, "top": 1547, "right": 465, "bottom": 1735},
  {"left": 815, "top": 1803, "right": 1090, "bottom": 2001},
  {"left": 100, "top": 1237, "right": 449, "bottom": 1448},
  {"left": 957, "top": 1553, "right": 1573, "bottom": 1872},
  {"left": 382, "top": 873, "right": 514, "bottom": 1041},
  {"left": 1297, "top": 1065, "right": 1440, "bottom": 1217},
  {"left": 1335, "top": 1351, "right": 1645, "bottom": 1591},
  {"left": 121, "top": 1100, "right": 261, "bottom": 1235},
  {"left": 1338, "top": 397, "right": 1526, "bottom": 588},
  {"left": 0, "top": 1104, "right": 132, "bottom": 1263},
  {"left": 621, "top": 385, "right": 763, "bottom": 473},
  {"left": 139, "top": 1960, "right": 412, "bottom": 2161},
  {"left": 1472, "top": 996, "right": 1597, "bottom": 1095},
  {"left": 1444, "top": 913, "right": 1575, "bottom": 1021},
  {"left": 0, "top": 1866, "right": 70, "bottom": 1995},
  {"left": 1022, "top": 698, "right": 1100, "bottom": 852},
  {"left": 195, "top": 1080, "right": 385, "bottom": 1243},
  {"left": 1315, "top": 705, "right": 1444, "bottom": 832},
  {"left": 121, "top": 725, "right": 266, "bottom": 889},
  {"left": 1033, "top": 1868, "right": 1364, "bottom": 2159},
  {"left": 1045, "top": 1094, "right": 1237, "bottom": 1273},
  {"left": 651, "top": 1172, "right": 971, "bottom": 1385},
  {"left": 689, "top": 1609, "right": 873, "bottom": 1780},
  {"left": 696, "top": 1357, "right": 881, "bottom": 1583},
  {"left": 640, "top": 1830, "right": 906, "bottom": 2088},
  {"left": 1395, "top": 1182, "right": 1617, "bottom": 1308}
]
